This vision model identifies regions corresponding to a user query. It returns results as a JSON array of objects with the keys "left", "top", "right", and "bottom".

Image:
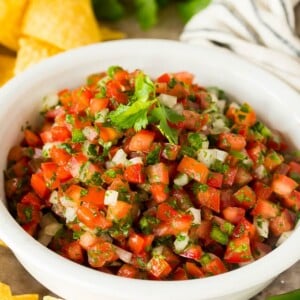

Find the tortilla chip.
[
  {"left": 0, "top": 0, "right": 28, "bottom": 51},
  {"left": 0, "top": 239, "right": 7, "bottom": 247},
  {"left": 12, "top": 295, "right": 39, "bottom": 300},
  {"left": 0, "top": 54, "right": 15, "bottom": 86},
  {"left": 43, "top": 297, "right": 63, "bottom": 300},
  {"left": 99, "top": 26, "right": 126, "bottom": 41},
  {"left": 0, "top": 282, "right": 12, "bottom": 300},
  {"left": 14, "top": 37, "right": 61, "bottom": 75},
  {"left": 22, "top": 0, "right": 101, "bottom": 50}
]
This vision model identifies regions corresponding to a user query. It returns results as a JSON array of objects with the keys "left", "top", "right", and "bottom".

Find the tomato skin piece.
[
  {"left": 218, "top": 132, "right": 246, "bottom": 151},
  {"left": 150, "top": 183, "right": 169, "bottom": 203},
  {"left": 233, "top": 185, "right": 256, "bottom": 209},
  {"left": 271, "top": 174, "right": 298, "bottom": 197},
  {"left": 31, "top": 173, "right": 50, "bottom": 199},
  {"left": 197, "top": 186, "right": 221, "bottom": 213},
  {"left": 269, "top": 209, "right": 295, "bottom": 237},
  {"left": 224, "top": 236, "right": 253, "bottom": 263},
  {"left": 124, "top": 163, "right": 145, "bottom": 184},
  {"left": 147, "top": 256, "right": 172, "bottom": 279},
  {"left": 128, "top": 130, "right": 155, "bottom": 152},
  {"left": 222, "top": 207, "right": 245, "bottom": 225},
  {"left": 177, "top": 156, "right": 209, "bottom": 183}
]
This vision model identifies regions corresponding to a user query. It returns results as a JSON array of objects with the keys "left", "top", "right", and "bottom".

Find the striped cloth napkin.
[{"left": 180, "top": 0, "right": 300, "bottom": 92}]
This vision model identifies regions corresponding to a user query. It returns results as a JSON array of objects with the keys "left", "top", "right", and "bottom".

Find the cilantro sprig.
[{"left": 108, "top": 70, "right": 184, "bottom": 144}]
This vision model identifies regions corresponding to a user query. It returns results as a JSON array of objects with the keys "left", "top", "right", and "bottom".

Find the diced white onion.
[
  {"left": 254, "top": 165, "right": 267, "bottom": 180},
  {"left": 64, "top": 207, "right": 77, "bottom": 223},
  {"left": 104, "top": 190, "right": 118, "bottom": 206},
  {"left": 137, "top": 183, "right": 151, "bottom": 192},
  {"left": 42, "top": 94, "right": 59, "bottom": 111},
  {"left": 82, "top": 126, "right": 99, "bottom": 141},
  {"left": 112, "top": 149, "right": 128, "bottom": 165},
  {"left": 38, "top": 233, "right": 52, "bottom": 246},
  {"left": 115, "top": 246, "right": 133, "bottom": 264},
  {"left": 44, "top": 223, "right": 63, "bottom": 236},
  {"left": 174, "top": 233, "right": 189, "bottom": 252},
  {"left": 172, "top": 103, "right": 184, "bottom": 114},
  {"left": 276, "top": 231, "right": 293, "bottom": 247},
  {"left": 105, "top": 161, "right": 114, "bottom": 169},
  {"left": 49, "top": 191, "right": 59, "bottom": 205},
  {"left": 187, "top": 207, "right": 201, "bottom": 224},
  {"left": 95, "top": 108, "right": 109, "bottom": 123},
  {"left": 254, "top": 216, "right": 269, "bottom": 238},
  {"left": 158, "top": 93, "right": 177, "bottom": 108},
  {"left": 42, "top": 142, "right": 60, "bottom": 158},
  {"left": 201, "top": 140, "right": 209, "bottom": 149},
  {"left": 126, "top": 157, "right": 144, "bottom": 166},
  {"left": 152, "top": 246, "right": 164, "bottom": 256},
  {"left": 174, "top": 173, "right": 190, "bottom": 186},
  {"left": 229, "top": 102, "right": 240, "bottom": 109},
  {"left": 197, "top": 149, "right": 228, "bottom": 167},
  {"left": 79, "top": 232, "right": 98, "bottom": 250},
  {"left": 217, "top": 100, "right": 226, "bottom": 113},
  {"left": 60, "top": 196, "right": 77, "bottom": 208}
]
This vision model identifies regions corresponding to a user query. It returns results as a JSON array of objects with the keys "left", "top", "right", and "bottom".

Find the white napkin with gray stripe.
[{"left": 180, "top": 0, "right": 300, "bottom": 91}]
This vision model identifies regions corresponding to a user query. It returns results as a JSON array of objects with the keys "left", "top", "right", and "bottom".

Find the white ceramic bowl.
[{"left": 0, "top": 39, "right": 300, "bottom": 300}]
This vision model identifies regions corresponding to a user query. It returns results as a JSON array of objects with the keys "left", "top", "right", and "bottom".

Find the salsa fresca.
[{"left": 5, "top": 66, "right": 300, "bottom": 280}]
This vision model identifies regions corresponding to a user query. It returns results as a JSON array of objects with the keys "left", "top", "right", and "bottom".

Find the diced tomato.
[
  {"left": 99, "top": 127, "right": 120, "bottom": 143},
  {"left": 197, "top": 186, "right": 220, "bottom": 213},
  {"left": 107, "top": 200, "right": 132, "bottom": 221},
  {"left": 106, "top": 80, "right": 128, "bottom": 105},
  {"left": 77, "top": 206, "right": 112, "bottom": 229},
  {"left": 67, "top": 153, "right": 88, "bottom": 178},
  {"left": 128, "top": 130, "right": 155, "bottom": 152},
  {"left": 31, "top": 173, "right": 50, "bottom": 199},
  {"left": 207, "top": 172, "right": 223, "bottom": 188},
  {"left": 24, "top": 129, "right": 41, "bottom": 147},
  {"left": 128, "top": 233, "right": 154, "bottom": 255},
  {"left": 251, "top": 241, "right": 272, "bottom": 260},
  {"left": 230, "top": 103, "right": 256, "bottom": 127},
  {"left": 173, "top": 71, "right": 194, "bottom": 85},
  {"left": 173, "top": 267, "right": 188, "bottom": 280},
  {"left": 271, "top": 174, "right": 298, "bottom": 196},
  {"left": 58, "top": 89, "right": 72, "bottom": 108},
  {"left": 274, "top": 163, "right": 290, "bottom": 175},
  {"left": 117, "top": 264, "right": 139, "bottom": 278},
  {"left": 51, "top": 126, "right": 71, "bottom": 142},
  {"left": 22, "top": 221, "right": 38, "bottom": 236},
  {"left": 50, "top": 146, "right": 71, "bottom": 166},
  {"left": 70, "top": 87, "right": 93, "bottom": 113},
  {"left": 185, "top": 262, "right": 204, "bottom": 278},
  {"left": 7, "top": 146, "right": 24, "bottom": 162},
  {"left": 147, "top": 256, "right": 172, "bottom": 279},
  {"left": 177, "top": 156, "right": 209, "bottom": 183},
  {"left": 253, "top": 181, "right": 273, "bottom": 200},
  {"left": 288, "top": 161, "right": 300, "bottom": 183},
  {"left": 17, "top": 203, "right": 41, "bottom": 224},
  {"left": 223, "top": 167, "right": 238, "bottom": 187},
  {"left": 40, "top": 130, "right": 53, "bottom": 143},
  {"left": 81, "top": 186, "right": 105, "bottom": 209},
  {"left": 196, "top": 220, "right": 213, "bottom": 244},
  {"left": 182, "top": 110, "right": 209, "bottom": 131},
  {"left": 224, "top": 236, "right": 253, "bottom": 263},
  {"left": 124, "top": 163, "right": 145, "bottom": 184},
  {"left": 150, "top": 183, "right": 169, "bottom": 203},
  {"left": 264, "top": 151, "right": 284, "bottom": 171},
  {"left": 63, "top": 241, "right": 84, "bottom": 263},
  {"left": 162, "top": 143, "right": 180, "bottom": 161},
  {"left": 156, "top": 73, "right": 171, "bottom": 83},
  {"left": 156, "top": 203, "right": 178, "bottom": 221},
  {"left": 218, "top": 132, "right": 246, "bottom": 151},
  {"left": 11, "top": 158, "right": 29, "bottom": 177},
  {"left": 201, "top": 254, "right": 227, "bottom": 275},
  {"left": 222, "top": 207, "right": 245, "bottom": 224},
  {"left": 282, "top": 190, "right": 300, "bottom": 211},
  {"left": 269, "top": 209, "right": 295, "bottom": 237},
  {"left": 233, "top": 185, "right": 256, "bottom": 209},
  {"left": 89, "top": 97, "right": 109, "bottom": 115},
  {"left": 41, "top": 162, "right": 60, "bottom": 190},
  {"left": 21, "top": 192, "right": 41, "bottom": 209},
  {"left": 79, "top": 231, "right": 99, "bottom": 250},
  {"left": 180, "top": 245, "right": 203, "bottom": 261},
  {"left": 251, "top": 199, "right": 280, "bottom": 219},
  {"left": 147, "top": 162, "right": 169, "bottom": 184},
  {"left": 87, "top": 241, "right": 118, "bottom": 268},
  {"left": 232, "top": 218, "right": 256, "bottom": 239},
  {"left": 65, "top": 184, "right": 85, "bottom": 206},
  {"left": 234, "top": 167, "right": 253, "bottom": 186}
]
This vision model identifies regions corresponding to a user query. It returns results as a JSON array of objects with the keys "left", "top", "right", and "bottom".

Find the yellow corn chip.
[
  {"left": 43, "top": 297, "right": 63, "bottom": 300},
  {"left": 12, "top": 295, "right": 39, "bottom": 300},
  {"left": 0, "top": 54, "right": 15, "bottom": 86},
  {"left": 0, "top": 282, "right": 12, "bottom": 300},
  {"left": 99, "top": 26, "right": 126, "bottom": 41},
  {"left": 0, "top": 239, "right": 7, "bottom": 247},
  {"left": 22, "top": 0, "right": 101, "bottom": 50},
  {"left": 14, "top": 37, "right": 61, "bottom": 75},
  {"left": 0, "top": 0, "right": 28, "bottom": 51}
]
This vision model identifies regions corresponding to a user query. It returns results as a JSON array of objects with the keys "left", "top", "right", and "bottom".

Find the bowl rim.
[{"left": 0, "top": 39, "right": 300, "bottom": 299}]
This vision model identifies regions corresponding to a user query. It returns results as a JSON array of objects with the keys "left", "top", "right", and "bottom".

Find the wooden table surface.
[{"left": 1, "top": 4, "right": 300, "bottom": 300}]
